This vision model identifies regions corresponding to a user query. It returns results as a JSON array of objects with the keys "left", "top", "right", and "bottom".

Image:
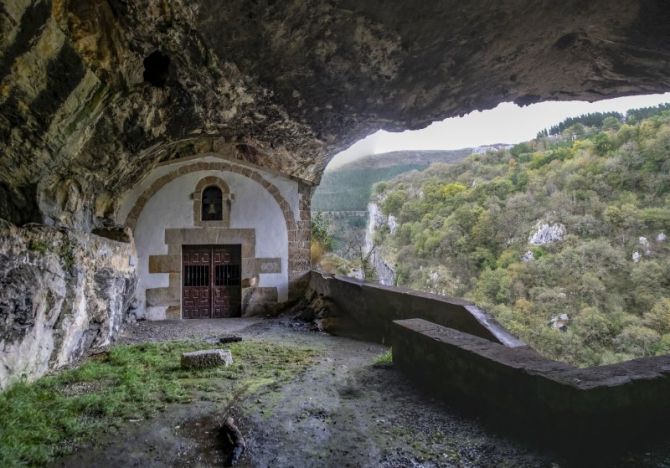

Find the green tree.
[
  {"left": 381, "top": 190, "right": 406, "bottom": 216},
  {"left": 643, "top": 298, "right": 670, "bottom": 335},
  {"left": 574, "top": 307, "right": 614, "bottom": 349},
  {"left": 311, "top": 212, "right": 333, "bottom": 250},
  {"left": 593, "top": 133, "right": 614, "bottom": 156}
]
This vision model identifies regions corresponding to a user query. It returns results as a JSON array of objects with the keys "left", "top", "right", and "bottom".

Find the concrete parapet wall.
[
  {"left": 392, "top": 318, "right": 670, "bottom": 444},
  {"left": 308, "top": 271, "right": 523, "bottom": 347}
]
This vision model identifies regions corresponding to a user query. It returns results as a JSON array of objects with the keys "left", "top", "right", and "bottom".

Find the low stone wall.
[
  {"left": 0, "top": 224, "right": 136, "bottom": 390},
  {"left": 392, "top": 318, "right": 670, "bottom": 445},
  {"left": 308, "top": 271, "right": 523, "bottom": 347}
]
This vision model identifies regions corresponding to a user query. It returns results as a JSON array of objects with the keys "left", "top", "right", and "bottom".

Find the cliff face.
[
  {"left": 0, "top": 223, "right": 135, "bottom": 389},
  {"left": 365, "top": 201, "right": 396, "bottom": 286},
  {"left": 2, "top": 0, "right": 670, "bottom": 228}
]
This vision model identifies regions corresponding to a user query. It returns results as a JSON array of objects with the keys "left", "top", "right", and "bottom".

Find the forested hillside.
[
  {"left": 372, "top": 106, "right": 670, "bottom": 367},
  {"left": 312, "top": 149, "right": 473, "bottom": 258},
  {"left": 312, "top": 149, "right": 473, "bottom": 212}
]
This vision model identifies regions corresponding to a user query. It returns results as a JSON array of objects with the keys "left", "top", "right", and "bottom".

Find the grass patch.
[
  {"left": 0, "top": 340, "right": 315, "bottom": 466},
  {"left": 373, "top": 348, "right": 393, "bottom": 367}
]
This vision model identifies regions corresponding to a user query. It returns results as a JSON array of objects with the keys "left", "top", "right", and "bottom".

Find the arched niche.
[{"left": 193, "top": 176, "right": 232, "bottom": 227}]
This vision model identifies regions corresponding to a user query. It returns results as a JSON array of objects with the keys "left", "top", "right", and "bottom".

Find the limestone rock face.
[
  {"left": 1, "top": 0, "right": 670, "bottom": 227},
  {"left": 365, "top": 201, "right": 396, "bottom": 286},
  {"left": 529, "top": 223, "right": 566, "bottom": 246},
  {"left": 0, "top": 224, "right": 135, "bottom": 389}
]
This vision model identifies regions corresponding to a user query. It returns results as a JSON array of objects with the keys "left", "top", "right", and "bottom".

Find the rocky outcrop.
[
  {"left": 288, "top": 287, "right": 345, "bottom": 334},
  {"left": 0, "top": 223, "right": 135, "bottom": 389},
  {"left": 528, "top": 222, "right": 566, "bottom": 245},
  {"left": 365, "top": 202, "right": 395, "bottom": 285}
]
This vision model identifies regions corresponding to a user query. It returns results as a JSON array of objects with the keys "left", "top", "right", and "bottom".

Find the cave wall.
[
  {"left": 0, "top": 0, "right": 669, "bottom": 388},
  {"left": 2, "top": 0, "right": 670, "bottom": 230},
  {"left": 0, "top": 223, "right": 135, "bottom": 390}
]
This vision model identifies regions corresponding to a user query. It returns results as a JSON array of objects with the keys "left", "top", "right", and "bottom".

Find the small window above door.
[{"left": 202, "top": 186, "right": 223, "bottom": 221}]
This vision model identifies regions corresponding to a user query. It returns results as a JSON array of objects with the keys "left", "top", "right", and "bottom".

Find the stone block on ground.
[
  {"left": 181, "top": 349, "right": 233, "bottom": 369},
  {"left": 219, "top": 335, "right": 243, "bottom": 344}
]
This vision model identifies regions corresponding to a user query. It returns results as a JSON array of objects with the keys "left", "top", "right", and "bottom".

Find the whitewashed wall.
[{"left": 117, "top": 157, "right": 296, "bottom": 319}]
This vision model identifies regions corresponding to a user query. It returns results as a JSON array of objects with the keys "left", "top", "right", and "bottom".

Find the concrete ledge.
[{"left": 392, "top": 318, "right": 670, "bottom": 444}]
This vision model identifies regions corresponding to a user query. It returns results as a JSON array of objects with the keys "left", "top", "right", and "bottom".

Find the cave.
[
  {"left": 143, "top": 51, "right": 170, "bottom": 87},
  {"left": 1, "top": 0, "right": 670, "bottom": 464}
]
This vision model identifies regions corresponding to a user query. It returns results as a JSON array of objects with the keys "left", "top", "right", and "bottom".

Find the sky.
[{"left": 327, "top": 93, "right": 670, "bottom": 169}]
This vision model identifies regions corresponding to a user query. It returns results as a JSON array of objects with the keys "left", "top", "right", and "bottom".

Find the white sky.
[{"left": 327, "top": 93, "right": 670, "bottom": 169}]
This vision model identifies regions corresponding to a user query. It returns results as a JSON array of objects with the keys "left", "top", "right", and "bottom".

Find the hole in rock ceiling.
[{"left": 143, "top": 51, "right": 170, "bottom": 87}]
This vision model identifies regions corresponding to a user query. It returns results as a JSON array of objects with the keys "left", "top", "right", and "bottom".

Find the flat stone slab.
[
  {"left": 203, "top": 335, "right": 243, "bottom": 345},
  {"left": 181, "top": 349, "right": 233, "bottom": 369}
]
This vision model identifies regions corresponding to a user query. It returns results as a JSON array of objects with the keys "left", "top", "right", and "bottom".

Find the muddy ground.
[{"left": 51, "top": 318, "right": 670, "bottom": 467}]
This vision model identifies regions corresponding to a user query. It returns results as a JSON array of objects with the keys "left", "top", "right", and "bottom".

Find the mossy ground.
[{"left": 0, "top": 340, "right": 315, "bottom": 466}]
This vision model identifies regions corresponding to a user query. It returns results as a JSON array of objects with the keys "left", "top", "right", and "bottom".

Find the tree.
[
  {"left": 574, "top": 307, "right": 614, "bottom": 349},
  {"left": 604, "top": 204, "right": 640, "bottom": 247},
  {"left": 593, "top": 133, "right": 614, "bottom": 156},
  {"left": 602, "top": 116, "right": 621, "bottom": 130},
  {"left": 643, "top": 298, "right": 670, "bottom": 335},
  {"left": 381, "top": 190, "right": 406, "bottom": 216},
  {"left": 311, "top": 212, "right": 333, "bottom": 255}
]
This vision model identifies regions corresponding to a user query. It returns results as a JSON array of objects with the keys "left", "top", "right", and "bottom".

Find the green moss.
[
  {"left": 0, "top": 340, "right": 315, "bottom": 466},
  {"left": 28, "top": 239, "right": 49, "bottom": 254},
  {"left": 58, "top": 239, "right": 76, "bottom": 271}
]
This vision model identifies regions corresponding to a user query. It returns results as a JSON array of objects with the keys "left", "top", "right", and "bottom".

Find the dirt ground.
[{"left": 50, "top": 318, "right": 670, "bottom": 467}]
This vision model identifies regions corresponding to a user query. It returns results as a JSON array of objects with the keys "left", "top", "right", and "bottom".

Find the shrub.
[
  {"left": 614, "top": 325, "right": 661, "bottom": 357},
  {"left": 643, "top": 298, "right": 670, "bottom": 335}
]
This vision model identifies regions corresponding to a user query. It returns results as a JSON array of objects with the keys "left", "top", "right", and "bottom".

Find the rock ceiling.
[{"left": 1, "top": 0, "right": 669, "bottom": 226}]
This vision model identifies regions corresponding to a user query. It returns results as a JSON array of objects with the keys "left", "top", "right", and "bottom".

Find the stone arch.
[
  {"left": 194, "top": 176, "right": 231, "bottom": 194},
  {"left": 124, "top": 161, "right": 296, "bottom": 233},
  {"left": 193, "top": 176, "right": 232, "bottom": 227}
]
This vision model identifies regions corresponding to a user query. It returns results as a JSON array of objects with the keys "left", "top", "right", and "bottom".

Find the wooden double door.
[{"left": 182, "top": 245, "right": 241, "bottom": 319}]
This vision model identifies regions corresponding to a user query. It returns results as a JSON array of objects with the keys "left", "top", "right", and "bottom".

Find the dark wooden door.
[
  {"left": 182, "top": 245, "right": 241, "bottom": 319},
  {"left": 182, "top": 246, "right": 211, "bottom": 319},
  {"left": 212, "top": 246, "right": 241, "bottom": 318}
]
